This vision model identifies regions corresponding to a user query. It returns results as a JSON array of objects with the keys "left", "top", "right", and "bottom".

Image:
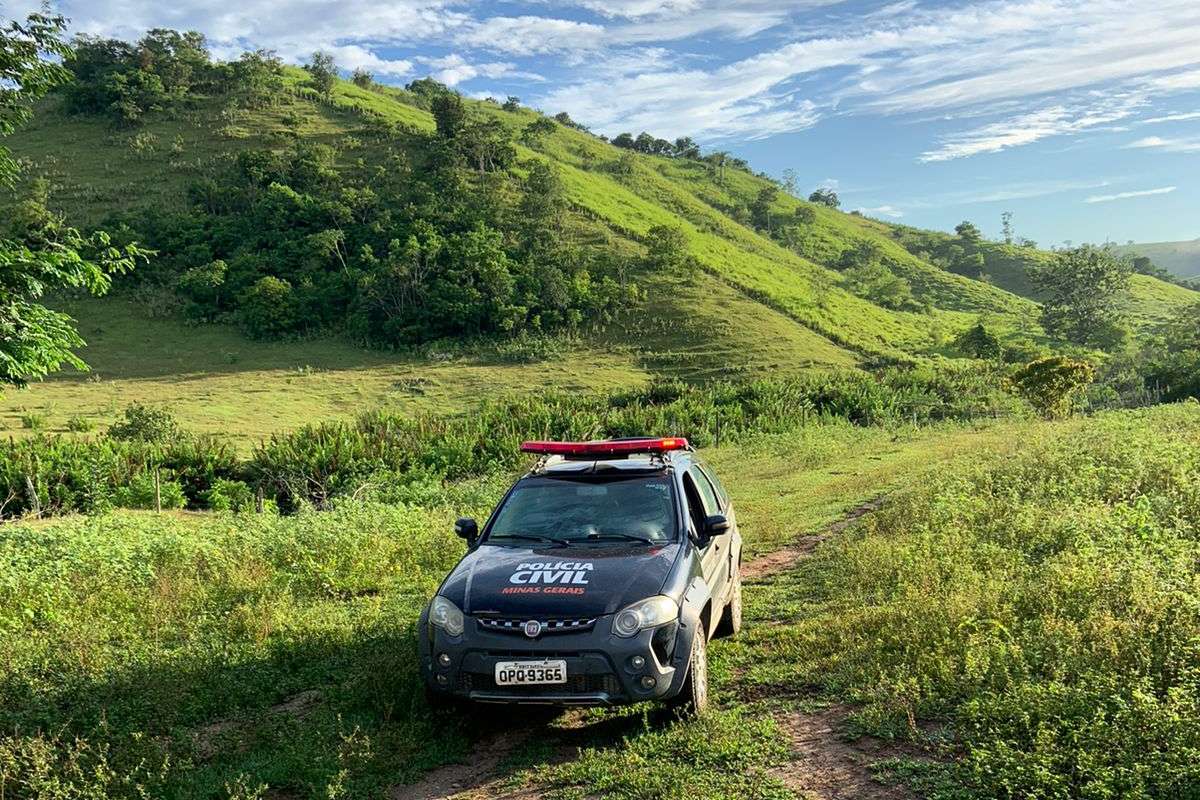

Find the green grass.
[
  {"left": 724, "top": 402, "right": 1200, "bottom": 799},
  {"left": 0, "top": 415, "right": 1035, "bottom": 799}
]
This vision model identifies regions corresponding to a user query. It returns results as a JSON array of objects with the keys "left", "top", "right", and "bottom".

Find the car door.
[
  {"left": 683, "top": 467, "right": 729, "bottom": 617},
  {"left": 696, "top": 463, "right": 739, "bottom": 584}
]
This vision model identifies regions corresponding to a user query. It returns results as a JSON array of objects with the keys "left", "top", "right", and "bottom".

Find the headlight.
[
  {"left": 612, "top": 595, "right": 679, "bottom": 638},
  {"left": 429, "top": 596, "right": 464, "bottom": 637}
]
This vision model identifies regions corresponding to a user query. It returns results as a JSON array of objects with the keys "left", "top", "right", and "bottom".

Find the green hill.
[
  {"left": 3, "top": 57, "right": 1196, "bottom": 435},
  {"left": 1115, "top": 238, "right": 1200, "bottom": 280}
]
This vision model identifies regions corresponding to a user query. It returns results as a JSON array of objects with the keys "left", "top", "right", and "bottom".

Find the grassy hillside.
[
  {"left": 6, "top": 64, "right": 1196, "bottom": 435},
  {"left": 890, "top": 224, "right": 1200, "bottom": 330},
  {"left": 1116, "top": 238, "right": 1200, "bottom": 280},
  {"left": 7, "top": 68, "right": 1047, "bottom": 363}
]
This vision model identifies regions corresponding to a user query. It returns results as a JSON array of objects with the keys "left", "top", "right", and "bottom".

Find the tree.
[
  {"left": 0, "top": 13, "right": 147, "bottom": 386},
  {"left": 673, "top": 137, "right": 699, "bottom": 158},
  {"left": 644, "top": 225, "right": 693, "bottom": 276},
  {"left": 808, "top": 188, "right": 840, "bottom": 208},
  {"left": 793, "top": 205, "right": 817, "bottom": 226},
  {"left": 611, "top": 132, "right": 635, "bottom": 149},
  {"left": 350, "top": 67, "right": 373, "bottom": 88},
  {"left": 1001, "top": 211, "right": 1014, "bottom": 245},
  {"left": 521, "top": 116, "right": 557, "bottom": 146},
  {"left": 1031, "top": 245, "right": 1132, "bottom": 348},
  {"left": 431, "top": 92, "right": 466, "bottom": 139},
  {"left": 224, "top": 49, "right": 284, "bottom": 109},
  {"left": 954, "top": 321, "right": 1003, "bottom": 360},
  {"left": 955, "top": 220, "right": 982, "bottom": 242},
  {"left": 1010, "top": 356, "right": 1095, "bottom": 418},
  {"left": 304, "top": 51, "right": 336, "bottom": 98},
  {"left": 781, "top": 168, "right": 797, "bottom": 195},
  {"left": 502, "top": 95, "right": 521, "bottom": 112},
  {"left": 750, "top": 186, "right": 778, "bottom": 232}
]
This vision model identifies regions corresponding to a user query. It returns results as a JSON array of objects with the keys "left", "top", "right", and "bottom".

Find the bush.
[
  {"left": 112, "top": 471, "right": 186, "bottom": 510},
  {"left": 238, "top": 276, "right": 298, "bottom": 338},
  {"left": 1010, "top": 356, "right": 1095, "bottom": 418},
  {"left": 201, "top": 478, "right": 257, "bottom": 512},
  {"left": 108, "top": 403, "right": 180, "bottom": 443},
  {"left": 66, "top": 415, "right": 95, "bottom": 433}
]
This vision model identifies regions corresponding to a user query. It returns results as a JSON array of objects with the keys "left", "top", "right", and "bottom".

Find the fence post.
[
  {"left": 154, "top": 467, "right": 162, "bottom": 513},
  {"left": 255, "top": 486, "right": 265, "bottom": 514},
  {"left": 24, "top": 474, "right": 39, "bottom": 518}
]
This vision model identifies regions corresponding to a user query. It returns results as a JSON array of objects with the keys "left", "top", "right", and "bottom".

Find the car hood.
[{"left": 441, "top": 542, "right": 682, "bottom": 618}]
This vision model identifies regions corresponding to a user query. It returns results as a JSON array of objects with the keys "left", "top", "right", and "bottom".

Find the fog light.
[
  {"left": 437, "top": 652, "right": 452, "bottom": 667},
  {"left": 630, "top": 655, "right": 646, "bottom": 670},
  {"left": 639, "top": 676, "right": 656, "bottom": 690},
  {"left": 436, "top": 674, "right": 449, "bottom": 685}
]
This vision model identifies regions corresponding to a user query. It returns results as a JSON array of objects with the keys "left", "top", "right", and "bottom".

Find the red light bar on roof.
[{"left": 520, "top": 437, "right": 690, "bottom": 457}]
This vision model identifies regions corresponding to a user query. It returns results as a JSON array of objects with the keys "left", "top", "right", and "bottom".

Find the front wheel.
[{"left": 668, "top": 628, "right": 709, "bottom": 717}]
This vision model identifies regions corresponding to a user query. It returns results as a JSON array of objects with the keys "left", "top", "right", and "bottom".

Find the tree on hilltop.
[
  {"left": 305, "top": 51, "right": 336, "bottom": 98},
  {"left": 808, "top": 188, "right": 840, "bottom": 208}
]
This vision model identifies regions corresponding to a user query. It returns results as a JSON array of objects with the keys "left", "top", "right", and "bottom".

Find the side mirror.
[
  {"left": 705, "top": 514, "right": 731, "bottom": 537},
  {"left": 454, "top": 517, "right": 478, "bottom": 544}
]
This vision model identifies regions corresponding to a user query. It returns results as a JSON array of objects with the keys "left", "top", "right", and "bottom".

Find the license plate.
[{"left": 494, "top": 659, "right": 567, "bottom": 686}]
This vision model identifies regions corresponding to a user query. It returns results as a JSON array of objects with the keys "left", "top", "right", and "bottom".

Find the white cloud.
[
  {"left": 455, "top": 16, "right": 605, "bottom": 55},
  {"left": 918, "top": 96, "right": 1144, "bottom": 162},
  {"left": 417, "top": 53, "right": 541, "bottom": 87},
  {"left": 1084, "top": 186, "right": 1177, "bottom": 203},
  {"left": 857, "top": 204, "right": 904, "bottom": 218},
  {"left": 1138, "top": 111, "right": 1200, "bottom": 125},
  {"left": 1125, "top": 135, "right": 1200, "bottom": 153}
]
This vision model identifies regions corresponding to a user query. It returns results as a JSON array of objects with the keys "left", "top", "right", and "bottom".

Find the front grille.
[
  {"left": 477, "top": 617, "right": 597, "bottom": 636},
  {"left": 459, "top": 671, "right": 620, "bottom": 696}
]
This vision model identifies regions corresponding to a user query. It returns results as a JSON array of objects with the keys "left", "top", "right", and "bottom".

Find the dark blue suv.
[{"left": 418, "top": 437, "right": 743, "bottom": 715}]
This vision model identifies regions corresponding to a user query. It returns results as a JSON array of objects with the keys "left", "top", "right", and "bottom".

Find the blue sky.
[{"left": 8, "top": 0, "right": 1200, "bottom": 245}]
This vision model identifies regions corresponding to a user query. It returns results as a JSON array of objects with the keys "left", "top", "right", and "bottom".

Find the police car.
[{"left": 418, "top": 437, "right": 743, "bottom": 715}]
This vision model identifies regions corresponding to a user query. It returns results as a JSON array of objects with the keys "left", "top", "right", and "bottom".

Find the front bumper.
[{"left": 419, "top": 611, "right": 687, "bottom": 706}]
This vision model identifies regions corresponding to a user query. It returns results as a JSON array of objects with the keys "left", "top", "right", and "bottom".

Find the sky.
[{"left": 6, "top": 0, "right": 1200, "bottom": 246}]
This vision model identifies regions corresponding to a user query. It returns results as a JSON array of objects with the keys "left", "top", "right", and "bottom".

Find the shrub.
[
  {"left": 66, "top": 415, "right": 95, "bottom": 432},
  {"left": 201, "top": 478, "right": 256, "bottom": 512},
  {"left": 112, "top": 471, "right": 187, "bottom": 510},
  {"left": 108, "top": 403, "right": 180, "bottom": 443},
  {"left": 1010, "top": 356, "right": 1095, "bottom": 418},
  {"left": 19, "top": 410, "right": 47, "bottom": 430},
  {"left": 238, "top": 276, "right": 298, "bottom": 338}
]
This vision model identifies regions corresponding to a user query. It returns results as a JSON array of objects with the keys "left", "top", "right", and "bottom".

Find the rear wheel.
[
  {"left": 714, "top": 571, "right": 742, "bottom": 639},
  {"left": 669, "top": 628, "right": 709, "bottom": 717}
]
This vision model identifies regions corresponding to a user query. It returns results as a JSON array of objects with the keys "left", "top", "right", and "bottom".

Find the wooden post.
[
  {"left": 24, "top": 474, "right": 40, "bottom": 518},
  {"left": 154, "top": 467, "right": 162, "bottom": 513},
  {"left": 255, "top": 485, "right": 264, "bottom": 514}
]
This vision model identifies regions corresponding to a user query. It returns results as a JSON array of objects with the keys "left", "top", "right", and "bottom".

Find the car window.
[
  {"left": 688, "top": 466, "right": 720, "bottom": 516},
  {"left": 488, "top": 476, "right": 677, "bottom": 542},
  {"left": 696, "top": 464, "right": 728, "bottom": 507},
  {"left": 680, "top": 473, "right": 707, "bottom": 536}
]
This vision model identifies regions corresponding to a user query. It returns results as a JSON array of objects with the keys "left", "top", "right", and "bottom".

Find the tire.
[
  {"left": 669, "top": 626, "right": 709, "bottom": 717},
  {"left": 714, "top": 571, "right": 742, "bottom": 639}
]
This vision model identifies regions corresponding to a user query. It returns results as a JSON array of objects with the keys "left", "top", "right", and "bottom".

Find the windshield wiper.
[
  {"left": 488, "top": 533, "right": 569, "bottom": 547},
  {"left": 580, "top": 532, "right": 658, "bottom": 545}
]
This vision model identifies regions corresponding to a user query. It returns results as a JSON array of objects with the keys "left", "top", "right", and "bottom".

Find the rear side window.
[
  {"left": 488, "top": 476, "right": 677, "bottom": 542},
  {"left": 696, "top": 464, "right": 728, "bottom": 508},
  {"left": 688, "top": 466, "right": 720, "bottom": 516}
]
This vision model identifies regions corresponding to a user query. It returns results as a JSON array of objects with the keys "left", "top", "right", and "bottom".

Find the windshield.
[{"left": 487, "top": 476, "right": 677, "bottom": 544}]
